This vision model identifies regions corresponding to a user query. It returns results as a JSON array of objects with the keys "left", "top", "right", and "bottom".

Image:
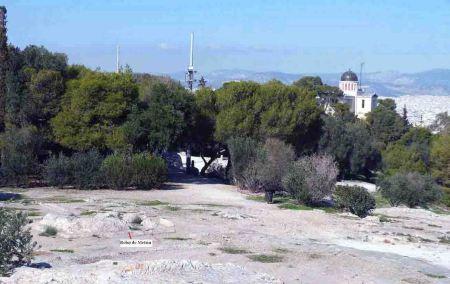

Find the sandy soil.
[{"left": 0, "top": 172, "right": 449, "bottom": 283}]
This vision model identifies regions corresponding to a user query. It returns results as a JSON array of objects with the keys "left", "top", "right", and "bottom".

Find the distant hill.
[{"left": 169, "top": 69, "right": 450, "bottom": 97}]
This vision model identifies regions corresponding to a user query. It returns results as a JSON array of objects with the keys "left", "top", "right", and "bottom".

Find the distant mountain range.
[{"left": 169, "top": 68, "right": 450, "bottom": 97}]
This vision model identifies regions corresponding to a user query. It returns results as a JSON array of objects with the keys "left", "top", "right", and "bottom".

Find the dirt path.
[{"left": 1, "top": 172, "right": 449, "bottom": 283}]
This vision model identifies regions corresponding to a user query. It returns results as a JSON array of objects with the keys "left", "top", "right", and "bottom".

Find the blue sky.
[{"left": 4, "top": 0, "right": 450, "bottom": 74}]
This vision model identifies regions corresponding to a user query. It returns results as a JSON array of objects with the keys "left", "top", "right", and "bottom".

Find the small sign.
[{"left": 120, "top": 239, "right": 153, "bottom": 248}]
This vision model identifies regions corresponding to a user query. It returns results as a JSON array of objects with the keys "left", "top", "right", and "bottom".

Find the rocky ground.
[{"left": 0, "top": 172, "right": 449, "bottom": 283}]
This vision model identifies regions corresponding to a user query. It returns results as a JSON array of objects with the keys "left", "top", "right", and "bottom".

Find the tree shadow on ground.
[
  {"left": 0, "top": 192, "right": 23, "bottom": 201},
  {"left": 164, "top": 167, "right": 227, "bottom": 188}
]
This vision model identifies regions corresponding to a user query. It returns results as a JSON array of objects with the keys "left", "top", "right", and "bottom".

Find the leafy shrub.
[
  {"left": 131, "top": 153, "right": 167, "bottom": 189},
  {"left": 283, "top": 154, "right": 338, "bottom": 204},
  {"left": 44, "top": 154, "right": 73, "bottom": 188},
  {"left": 0, "top": 209, "right": 36, "bottom": 276},
  {"left": 379, "top": 172, "right": 442, "bottom": 208},
  {"left": 227, "top": 137, "right": 295, "bottom": 193},
  {"left": 70, "top": 150, "right": 103, "bottom": 189},
  {"left": 227, "top": 137, "right": 261, "bottom": 189},
  {"left": 101, "top": 152, "right": 167, "bottom": 190},
  {"left": 334, "top": 186, "right": 376, "bottom": 218},
  {"left": 257, "top": 138, "right": 296, "bottom": 192},
  {"left": 39, "top": 225, "right": 58, "bottom": 237},
  {"left": 205, "top": 161, "right": 227, "bottom": 179},
  {"left": 0, "top": 127, "right": 41, "bottom": 186},
  {"left": 101, "top": 153, "right": 133, "bottom": 190},
  {"left": 44, "top": 150, "right": 103, "bottom": 189}
]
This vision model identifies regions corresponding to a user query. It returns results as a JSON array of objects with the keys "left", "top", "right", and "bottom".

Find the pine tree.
[
  {"left": 198, "top": 76, "right": 207, "bottom": 88},
  {"left": 0, "top": 6, "right": 7, "bottom": 132}
]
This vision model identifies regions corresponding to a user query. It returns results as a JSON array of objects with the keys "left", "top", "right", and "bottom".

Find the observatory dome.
[{"left": 341, "top": 70, "right": 358, "bottom": 81}]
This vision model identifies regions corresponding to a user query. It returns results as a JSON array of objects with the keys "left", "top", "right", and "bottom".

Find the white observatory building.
[{"left": 339, "top": 69, "right": 377, "bottom": 119}]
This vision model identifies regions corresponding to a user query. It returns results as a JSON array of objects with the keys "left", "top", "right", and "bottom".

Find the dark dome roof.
[{"left": 341, "top": 70, "right": 358, "bottom": 81}]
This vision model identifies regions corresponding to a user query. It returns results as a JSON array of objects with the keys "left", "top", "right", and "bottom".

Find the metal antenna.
[
  {"left": 359, "top": 62, "right": 364, "bottom": 90},
  {"left": 116, "top": 45, "right": 120, "bottom": 73},
  {"left": 185, "top": 32, "right": 196, "bottom": 92}
]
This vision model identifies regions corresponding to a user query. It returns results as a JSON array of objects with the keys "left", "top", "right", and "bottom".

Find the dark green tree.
[
  {"left": 319, "top": 115, "right": 380, "bottom": 178},
  {"left": 293, "top": 76, "right": 343, "bottom": 110},
  {"left": 215, "top": 80, "right": 322, "bottom": 154},
  {"left": 51, "top": 70, "right": 138, "bottom": 151},
  {"left": 120, "top": 82, "right": 195, "bottom": 153},
  {"left": 366, "top": 99, "right": 408, "bottom": 149},
  {"left": 190, "top": 87, "right": 225, "bottom": 175},
  {"left": 0, "top": 6, "right": 7, "bottom": 132},
  {"left": 198, "top": 76, "right": 207, "bottom": 88},
  {"left": 382, "top": 127, "right": 433, "bottom": 175}
]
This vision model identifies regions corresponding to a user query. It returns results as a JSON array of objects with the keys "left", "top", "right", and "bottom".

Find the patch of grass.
[
  {"left": 80, "top": 210, "right": 96, "bottom": 216},
  {"left": 403, "top": 226, "right": 424, "bottom": 230},
  {"left": 198, "top": 240, "right": 211, "bottom": 246},
  {"left": 26, "top": 211, "right": 42, "bottom": 217},
  {"left": 429, "top": 206, "right": 450, "bottom": 215},
  {"left": 246, "top": 195, "right": 291, "bottom": 204},
  {"left": 319, "top": 207, "right": 339, "bottom": 213},
  {"left": 308, "top": 253, "right": 323, "bottom": 259},
  {"left": 51, "top": 249, "right": 74, "bottom": 253},
  {"left": 188, "top": 208, "right": 214, "bottom": 213},
  {"left": 278, "top": 203, "right": 313, "bottom": 210},
  {"left": 193, "top": 203, "right": 229, "bottom": 208},
  {"left": 0, "top": 192, "right": 24, "bottom": 202},
  {"left": 418, "top": 237, "right": 434, "bottom": 243},
  {"left": 376, "top": 214, "right": 396, "bottom": 223},
  {"left": 246, "top": 195, "right": 266, "bottom": 202},
  {"left": 438, "top": 236, "right": 450, "bottom": 244},
  {"left": 248, "top": 254, "right": 284, "bottom": 263},
  {"left": 272, "top": 248, "right": 290, "bottom": 254},
  {"left": 131, "top": 216, "right": 143, "bottom": 225},
  {"left": 423, "top": 273, "right": 446, "bottom": 279},
  {"left": 128, "top": 226, "right": 140, "bottom": 231},
  {"left": 42, "top": 196, "right": 85, "bottom": 204},
  {"left": 219, "top": 247, "right": 250, "bottom": 254},
  {"left": 374, "top": 192, "right": 390, "bottom": 208},
  {"left": 139, "top": 200, "right": 169, "bottom": 206},
  {"left": 166, "top": 205, "right": 180, "bottom": 211},
  {"left": 427, "top": 224, "right": 442, "bottom": 228},
  {"left": 39, "top": 226, "right": 58, "bottom": 237},
  {"left": 164, "top": 237, "right": 192, "bottom": 241}
]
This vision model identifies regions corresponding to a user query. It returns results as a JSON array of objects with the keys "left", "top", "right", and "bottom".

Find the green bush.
[
  {"left": 131, "top": 153, "right": 167, "bottom": 189},
  {"left": 101, "top": 152, "right": 167, "bottom": 190},
  {"left": 70, "top": 150, "right": 103, "bottom": 189},
  {"left": 379, "top": 172, "right": 442, "bottom": 208},
  {"left": 0, "top": 209, "right": 36, "bottom": 276},
  {"left": 227, "top": 137, "right": 295, "bottom": 194},
  {"left": 101, "top": 153, "right": 133, "bottom": 190},
  {"left": 44, "top": 154, "right": 73, "bottom": 188},
  {"left": 282, "top": 154, "right": 339, "bottom": 205},
  {"left": 44, "top": 150, "right": 103, "bottom": 189},
  {"left": 257, "top": 138, "right": 296, "bottom": 192},
  {"left": 334, "top": 186, "right": 375, "bottom": 218},
  {"left": 227, "top": 137, "right": 262, "bottom": 189},
  {"left": 0, "top": 127, "right": 41, "bottom": 186}
]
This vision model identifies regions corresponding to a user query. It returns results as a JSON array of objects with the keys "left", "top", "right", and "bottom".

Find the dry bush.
[{"left": 283, "top": 154, "right": 338, "bottom": 204}]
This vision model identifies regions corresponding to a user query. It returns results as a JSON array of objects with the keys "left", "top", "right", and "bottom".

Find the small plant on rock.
[
  {"left": 39, "top": 225, "right": 58, "bottom": 237},
  {"left": 0, "top": 209, "right": 37, "bottom": 276},
  {"left": 131, "top": 216, "right": 143, "bottom": 225}
]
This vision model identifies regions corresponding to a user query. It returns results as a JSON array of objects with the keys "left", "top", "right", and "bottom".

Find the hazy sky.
[{"left": 4, "top": 0, "right": 450, "bottom": 74}]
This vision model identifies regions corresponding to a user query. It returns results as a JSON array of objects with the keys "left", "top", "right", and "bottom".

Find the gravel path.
[{"left": 1, "top": 172, "right": 449, "bottom": 283}]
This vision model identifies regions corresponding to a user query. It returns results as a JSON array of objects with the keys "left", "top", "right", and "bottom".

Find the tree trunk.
[
  {"left": 265, "top": 191, "right": 274, "bottom": 203},
  {"left": 200, "top": 154, "right": 217, "bottom": 176}
]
